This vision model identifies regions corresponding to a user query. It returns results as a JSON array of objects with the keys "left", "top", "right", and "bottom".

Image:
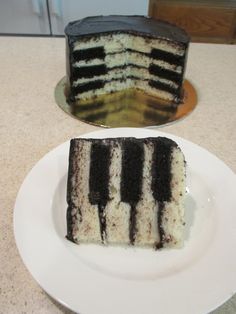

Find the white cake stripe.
[
  {"left": 105, "top": 142, "right": 131, "bottom": 244},
  {"left": 135, "top": 142, "right": 160, "bottom": 246},
  {"left": 72, "top": 140, "right": 102, "bottom": 243},
  {"left": 161, "top": 147, "right": 186, "bottom": 248}
]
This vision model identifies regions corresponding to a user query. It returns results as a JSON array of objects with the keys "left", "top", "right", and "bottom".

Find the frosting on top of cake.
[{"left": 65, "top": 15, "right": 190, "bottom": 44}]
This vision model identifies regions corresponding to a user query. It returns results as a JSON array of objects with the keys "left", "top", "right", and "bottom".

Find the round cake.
[{"left": 65, "top": 15, "right": 190, "bottom": 104}]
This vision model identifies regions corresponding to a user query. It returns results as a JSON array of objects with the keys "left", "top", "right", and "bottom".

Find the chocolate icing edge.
[{"left": 65, "top": 15, "right": 190, "bottom": 44}]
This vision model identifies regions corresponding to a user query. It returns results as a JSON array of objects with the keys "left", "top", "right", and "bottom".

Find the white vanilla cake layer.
[
  {"left": 105, "top": 143, "right": 130, "bottom": 244},
  {"left": 73, "top": 33, "right": 185, "bottom": 56},
  {"left": 162, "top": 146, "right": 186, "bottom": 248},
  {"left": 135, "top": 142, "right": 159, "bottom": 246},
  {"left": 71, "top": 140, "right": 101, "bottom": 244}
]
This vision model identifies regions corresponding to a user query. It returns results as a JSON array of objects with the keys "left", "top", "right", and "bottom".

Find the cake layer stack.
[{"left": 65, "top": 16, "right": 190, "bottom": 104}]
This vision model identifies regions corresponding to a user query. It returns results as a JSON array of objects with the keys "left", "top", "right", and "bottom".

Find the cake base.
[{"left": 55, "top": 77, "right": 197, "bottom": 128}]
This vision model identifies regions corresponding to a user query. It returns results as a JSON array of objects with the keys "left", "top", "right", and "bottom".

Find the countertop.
[{"left": 0, "top": 37, "right": 235, "bottom": 314}]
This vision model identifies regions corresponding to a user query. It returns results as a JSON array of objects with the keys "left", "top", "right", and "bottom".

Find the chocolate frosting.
[{"left": 65, "top": 15, "right": 189, "bottom": 44}]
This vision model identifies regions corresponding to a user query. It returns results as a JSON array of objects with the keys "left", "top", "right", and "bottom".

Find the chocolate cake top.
[{"left": 65, "top": 15, "right": 189, "bottom": 44}]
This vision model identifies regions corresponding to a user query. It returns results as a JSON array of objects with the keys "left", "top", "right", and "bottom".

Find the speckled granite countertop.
[{"left": 0, "top": 37, "right": 235, "bottom": 314}]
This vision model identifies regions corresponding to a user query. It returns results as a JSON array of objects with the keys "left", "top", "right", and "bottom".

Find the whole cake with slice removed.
[
  {"left": 65, "top": 15, "right": 190, "bottom": 104},
  {"left": 66, "top": 137, "right": 186, "bottom": 249}
]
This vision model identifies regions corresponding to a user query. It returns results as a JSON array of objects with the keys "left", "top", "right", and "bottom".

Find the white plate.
[{"left": 14, "top": 128, "right": 236, "bottom": 314}]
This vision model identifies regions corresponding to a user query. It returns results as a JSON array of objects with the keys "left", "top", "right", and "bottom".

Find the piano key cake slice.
[
  {"left": 65, "top": 15, "right": 190, "bottom": 104},
  {"left": 66, "top": 137, "right": 186, "bottom": 249}
]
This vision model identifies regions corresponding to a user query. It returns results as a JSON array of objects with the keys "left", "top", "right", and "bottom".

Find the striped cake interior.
[
  {"left": 66, "top": 137, "right": 186, "bottom": 249},
  {"left": 69, "top": 33, "right": 187, "bottom": 103}
]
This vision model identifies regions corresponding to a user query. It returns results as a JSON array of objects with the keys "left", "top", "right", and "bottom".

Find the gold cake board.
[{"left": 55, "top": 77, "right": 197, "bottom": 128}]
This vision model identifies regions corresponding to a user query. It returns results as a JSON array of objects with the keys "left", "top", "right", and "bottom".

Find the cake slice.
[{"left": 66, "top": 137, "right": 186, "bottom": 249}]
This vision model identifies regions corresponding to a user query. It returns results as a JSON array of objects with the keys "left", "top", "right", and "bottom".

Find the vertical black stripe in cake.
[
  {"left": 151, "top": 138, "right": 174, "bottom": 247},
  {"left": 89, "top": 142, "right": 110, "bottom": 242},
  {"left": 121, "top": 139, "right": 144, "bottom": 244},
  {"left": 66, "top": 137, "right": 186, "bottom": 249},
  {"left": 65, "top": 15, "right": 189, "bottom": 104}
]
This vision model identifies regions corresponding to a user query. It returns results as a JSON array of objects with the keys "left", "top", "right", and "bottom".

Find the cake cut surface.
[
  {"left": 65, "top": 15, "right": 190, "bottom": 104},
  {"left": 66, "top": 137, "right": 186, "bottom": 249}
]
